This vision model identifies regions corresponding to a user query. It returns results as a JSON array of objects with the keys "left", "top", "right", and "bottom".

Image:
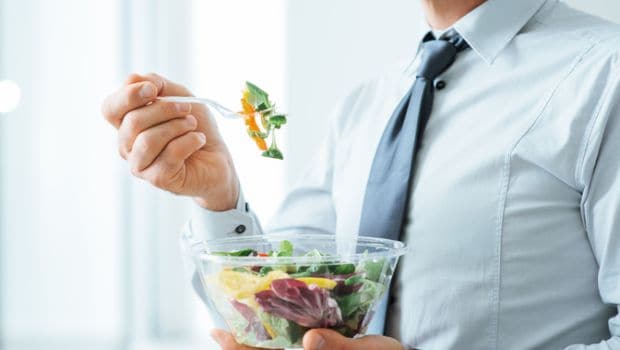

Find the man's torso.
[{"left": 328, "top": 1, "right": 620, "bottom": 348}]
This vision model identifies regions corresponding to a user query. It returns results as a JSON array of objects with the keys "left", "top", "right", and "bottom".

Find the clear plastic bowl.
[{"left": 188, "top": 233, "right": 407, "bottom": 349}]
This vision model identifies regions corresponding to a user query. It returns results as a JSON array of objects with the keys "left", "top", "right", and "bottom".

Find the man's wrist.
[
  {"left": 194, "top": 179, "right": 239, "bottom": 211},
  {"left": 194, "top": 194, "right": 236, "bottom": 211}
]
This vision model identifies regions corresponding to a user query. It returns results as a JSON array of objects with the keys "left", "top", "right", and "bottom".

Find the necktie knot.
[{"left": 416, "top": 30, "right": 468, "bottom": 81}]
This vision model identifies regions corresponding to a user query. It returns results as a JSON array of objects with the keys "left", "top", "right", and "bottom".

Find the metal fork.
[{"left": 156, "top": 96, "right": 240, "bottom": 119}]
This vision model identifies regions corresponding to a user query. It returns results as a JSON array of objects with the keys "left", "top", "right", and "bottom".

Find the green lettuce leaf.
[
  {"left": 262, "top": 147, "right": 283, "bottom": 160},
  {"left": 358, "top": 258, "right": 387, "bottom": 282},
  {"left": 258, "top": 310, "right": 305, "bottom": 347},
  {"left": 212, "top": 248, "right": 256, "bottom": 257},
  {"left": 268, "top": 114, "right": 287, "bottom": 129},
  {"left": 335, "top": 279, "right": 384, "bottom": 319},
  {"left": 245, "top": 81, "right": 270, "bottom": 108}
]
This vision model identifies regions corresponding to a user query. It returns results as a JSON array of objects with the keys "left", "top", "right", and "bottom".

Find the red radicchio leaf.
[
  {"left": 230, "top": 300, "right": 271, "bottom": 341},
  {"left": 255, "top": 278, "right": 342, "bottom": 328},
  {"left": 331, "top": 275, "right": 363, "bottom": 296}
]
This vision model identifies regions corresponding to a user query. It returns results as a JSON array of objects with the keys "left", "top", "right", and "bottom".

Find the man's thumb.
[{"left": 302, "top": 328, "right": 404, "bottom": 350}]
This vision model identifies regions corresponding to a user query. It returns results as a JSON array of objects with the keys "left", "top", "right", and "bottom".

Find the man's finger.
[
  {"left": 129, "top": 72, "right": 192, "bottom": 97},
  {"left": 103, "top": 72, "right": 195, "bottom": 129},
  {"left": 302, "top": 329, "right": 405, "bottom": 350},
  {"left": 155, "top": 131, "right": 206, "bottom": 172},
  {"left": 210, "top": 329, "right": 265, "bottom": 350},
  {"left": 127, "top": 115, "right": 197, "bottom": 173},
  {"left": 138, "top": 131, "right": 206, "bottom": 190},
  {"left": 125, "top": 72, "right": 151, "bottom": 86},
  {"left": 117, "top": 101, "right": 192, "bottom": 158},
  {"left": 102, "top": 81, "right": 158, "bottom": 128}
]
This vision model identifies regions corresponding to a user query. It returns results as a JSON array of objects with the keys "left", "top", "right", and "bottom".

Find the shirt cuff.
[{"left": 184, "top": 189, "right": 256, "bottom": 243}]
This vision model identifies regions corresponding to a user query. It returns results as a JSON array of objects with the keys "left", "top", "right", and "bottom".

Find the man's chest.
[{"left": 330, "top": 37, "right": 590, "bottom": 238}]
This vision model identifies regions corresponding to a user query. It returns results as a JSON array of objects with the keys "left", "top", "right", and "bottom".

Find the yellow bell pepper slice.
[
  {"left": 295, "top": 277, "right": 337, "bottom": 290},
  {"left": 256, "top": 270, "right": 290, "bottom": 292}
]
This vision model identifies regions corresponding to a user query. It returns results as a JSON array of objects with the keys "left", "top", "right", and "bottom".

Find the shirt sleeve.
[
  {"left": 565, "top": 63, "right": 620, "bottom": 350},
  {"left": 183, "top": 188, "right": 262, "bottom": 244}
]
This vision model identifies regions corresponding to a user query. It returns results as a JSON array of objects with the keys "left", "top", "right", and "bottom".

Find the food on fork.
[{"left": 239, "top": 82, "right": 287, "bottom": 160}]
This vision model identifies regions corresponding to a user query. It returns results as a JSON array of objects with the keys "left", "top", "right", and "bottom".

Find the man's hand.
[
  {"left": 302, "top": 329, "right": 405, "bottom": 350},
  {"left": 211, "top": 328, "right": 405, "bottom": 350},
  {"left": 211, "top": 330, "right": 264, "bottom": 350},
  {"left": 102, "top": 73, "right": 239, "bottom": 211}
]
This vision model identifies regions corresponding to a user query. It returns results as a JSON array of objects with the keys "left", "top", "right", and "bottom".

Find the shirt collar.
[
  {"left": 404, "top": 0, "right": 548, "bottom": 76},
  {"left": 453, "top": 0, "right": 548, "bottom": 64}
]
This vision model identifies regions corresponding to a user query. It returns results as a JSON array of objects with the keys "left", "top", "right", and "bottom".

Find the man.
[{"left": 102, "top": 0, "right": 620, "bottom": 348}]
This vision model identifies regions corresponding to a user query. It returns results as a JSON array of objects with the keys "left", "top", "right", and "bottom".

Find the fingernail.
[
  {"left": 140, "top": 83, "right": 155, "bottom": 99},
  {"left": 176, "top": 103, "right": 191, "bottom": 113},
  {"left": 155, "top": 78, "right": 165, "bottom": 90},
  {"left": 186, "top": 115, "right": 197, "bottom": 127},
  {"left": 197, "top": 133, "right": 206, "bottom": 143},
  {"left": 312, "top": 334, "right": 326, "bottom": 350}
]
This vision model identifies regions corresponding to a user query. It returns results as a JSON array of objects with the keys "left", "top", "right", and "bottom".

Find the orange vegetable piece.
[
  {"left": 240, "top": 96, "right": 255, "bottom": 116},
  {"left": 239, "top": 87, "right": 271, "bottom": 152},
  {"left": 252, "top": 135, "right": 268, "bottom": 151},
  {"left": 243, "top": 114, "right": 267, "bottom": 151}
]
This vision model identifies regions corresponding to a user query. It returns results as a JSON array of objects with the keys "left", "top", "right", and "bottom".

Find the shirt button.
[
  {"left": 435, "top": 80, "right": 446, "bottom": 90},
  {"left": 235, "top": 225, "right": 246, "bottom": 234}
]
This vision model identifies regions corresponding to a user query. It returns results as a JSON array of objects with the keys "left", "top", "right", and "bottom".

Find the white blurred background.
[{"left": 0, "top": 1, "right": 617, "bottom": 349}]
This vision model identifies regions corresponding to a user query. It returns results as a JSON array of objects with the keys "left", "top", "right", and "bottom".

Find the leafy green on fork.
[{"left": 240, "top": 82, "right": 288, "bottom": 160}]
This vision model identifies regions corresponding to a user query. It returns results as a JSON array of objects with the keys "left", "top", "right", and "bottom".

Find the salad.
[
  {"left": 206, "top": 240, "right": 390, "bottom": 349},
  {"left": 239, "top": 82, "right": 287, "bottom": 160}
]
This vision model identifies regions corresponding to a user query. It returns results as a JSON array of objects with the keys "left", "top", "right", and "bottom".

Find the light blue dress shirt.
[{"left": 186, "top": 0, "right": 620, "bottom": 348}]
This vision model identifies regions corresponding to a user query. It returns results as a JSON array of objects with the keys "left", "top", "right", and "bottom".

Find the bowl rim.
[{"left": 190, "top": 233, "right": 409, "bottom": 266}]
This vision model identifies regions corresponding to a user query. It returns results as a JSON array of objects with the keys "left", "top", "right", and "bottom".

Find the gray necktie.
[{"left": 359, "top": 31, "right": 469, "bottom": 241}]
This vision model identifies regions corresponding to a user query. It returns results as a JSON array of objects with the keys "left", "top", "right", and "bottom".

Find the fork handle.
[
  {"left": 157, "top": 96, "right": 221, "bottom": 107},
  {"left": 156, "top": 96, "right": 239, "bottom": 118}
]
